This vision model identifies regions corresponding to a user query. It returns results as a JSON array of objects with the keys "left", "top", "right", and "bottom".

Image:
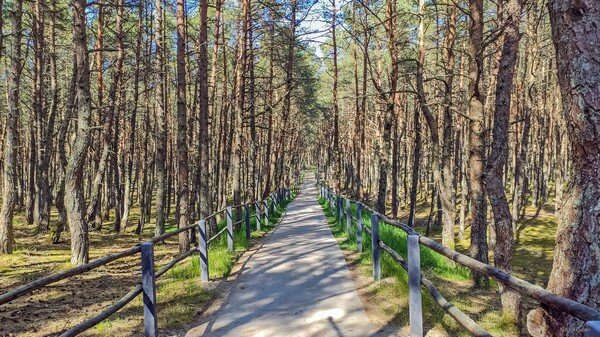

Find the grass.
[
  {"left": 0, "top": 194, "right": 295, "bottom": 337},
  {"left": 317, "top": 195, "right": 549, "bottom": 337}
]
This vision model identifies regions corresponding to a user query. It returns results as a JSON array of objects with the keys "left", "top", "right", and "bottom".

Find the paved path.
[{"left": 185, "top": 174, "right": 375, "bottom": 337}]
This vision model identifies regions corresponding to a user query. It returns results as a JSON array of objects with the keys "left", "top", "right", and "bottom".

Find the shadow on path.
[{"left": 185, "top": 174, "right": 376, "bottom": 337}]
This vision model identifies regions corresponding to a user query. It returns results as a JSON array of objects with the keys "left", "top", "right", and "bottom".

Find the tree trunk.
[
  {"left": 65, "top": 0, "right": 93, "bottom": 266},
  {"left": 484, "top": 0, "right": 523, "bottom": 319},
  {"left": 120, "top": 0, "right": 142, "bottom": 232},
  {"left": 415, "top": 0, "right": 456, "bottom": 248},
  {"left": 198, "top": 0, "right": 214, "bottom": 233},
  {"left": 376, "top": 0, "right": 398, "bottom": 215},
  {"left": 0, "top": 0, "right": 23, "bottom": 254},
  {"left": 467, "top": 0, "right": 489, "bottom": 286},
  {"left": 176, "top": 0, "right": 190, "bottom": 253},
  {"left": 154, "top": 0, "right": 167, "bottom": 236},
  {"left": 527, "top": 1, "right": 600, "bottom": 336}
]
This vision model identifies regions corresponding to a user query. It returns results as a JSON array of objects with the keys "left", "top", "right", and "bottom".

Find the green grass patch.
[
  {"left": 317, "top": 197, "right": 470, "bottom": 280},
  {"left": 317, "top": 196, "right": 473, "bottom": 337}
]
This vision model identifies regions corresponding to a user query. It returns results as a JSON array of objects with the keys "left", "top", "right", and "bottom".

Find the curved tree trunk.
[
  {"left": 65, "top": 0, "right": 93, "bottom": 266},
  {"left": 484, "top": 0, "right": 523, "bottom": 320}
]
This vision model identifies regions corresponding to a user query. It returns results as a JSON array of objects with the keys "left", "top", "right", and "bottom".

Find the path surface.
[{"left": 185, "top": 174, "right": 375, "bottom": 337}]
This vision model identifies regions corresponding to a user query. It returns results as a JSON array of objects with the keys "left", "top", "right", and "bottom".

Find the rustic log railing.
[
  {"left": 0, "top": 187, "right": 296, "bottom": 337},
  {"left": 319, "top": 185, "right": 600, "bottom": 337}
]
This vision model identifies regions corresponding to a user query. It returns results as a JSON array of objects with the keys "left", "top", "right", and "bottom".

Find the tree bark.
[
  {"left": 198, "top": 0, "right": 214, "bottom": 233},
  {"left": 484, "top": 0, "right": 523, "bottom": 319},
  {"left": 467, "top": 0, "right": 489, "bottom": 286},
  {"left": 176, "top": 0, "right": 190, "bottom": 253},
  {"left": 0, "top": 0, "right": 23, "bottom": 254},
  {"left": 527, "top": 1, "right": 600, "bottom": 335},
  {"left": 376, "top": 0, "right": 398, "bottom": 215},
  {"left": 154, "top": 0, "right": 167, "bottom": 236},
  {"left": 65, "top": 0, "right": 93, "bottom": 266}
]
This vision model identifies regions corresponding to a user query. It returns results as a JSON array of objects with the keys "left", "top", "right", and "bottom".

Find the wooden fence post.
[
  {"left": 330, "top": 191, "right": 334, "bottom": 209},
  {"left": 335, "top": 196, "right": 339, "bottom": 221},
  {"left": 338, "top": 197, "right": 344, "bottom": 223},
  {"left": 197, "top": 220, "right": 209, "bottom": 283},
  {"left": 141, "top": 242, "right": 158, "bottom": 337},
  {"left": 346, "top": 199, "right": 351, "bottom": 236},
  {"left": 226, "top": 206, "right": 234, "bottom": 252},
  {"left": 255, "top": 201, "right": 261, "bottom": 231},
  {"left": 371, "top": 213, "right": 381, "bottom": 281},
  {"left": 244, "top": 204, "right": 251, "bottom": 240},
  {"left": 408, "top": 234, "right": 423, "bottom": 337},
  {"left": 356, "top": 202, "right": 363, "bottom": 252},
  {"left": 263, "top": 200, "right": 269, "bottom": 224},
  {"left": 269, "top": 196, "right": 275, "bottom": 214}
]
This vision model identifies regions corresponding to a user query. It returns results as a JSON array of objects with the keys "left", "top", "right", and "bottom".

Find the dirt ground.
[{"left": 0, "top": 201, "right": 288, "bottom": 337}]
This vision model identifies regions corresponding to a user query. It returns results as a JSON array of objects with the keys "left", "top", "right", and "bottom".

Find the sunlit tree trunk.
[
  {"left": 528, "top": 1, "right": 600, "bottom": 335},
  {"left": 65, "top": 0, "right": 93, "bottom": 266},
  {"left": 0, "top": 0, "right": 23, "bottom": 254}
]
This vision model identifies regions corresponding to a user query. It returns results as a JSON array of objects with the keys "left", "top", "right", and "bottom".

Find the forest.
[{"left": 0, "top": 0, "right": 598, "bottom": 336}]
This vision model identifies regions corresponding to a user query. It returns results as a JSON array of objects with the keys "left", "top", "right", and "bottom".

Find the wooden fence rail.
[
  {"left": 319, "top": 185, "right": 600, "bottom": 337},
  {"left": 0, "top": 187, "right": 296, "bottom": 336}
]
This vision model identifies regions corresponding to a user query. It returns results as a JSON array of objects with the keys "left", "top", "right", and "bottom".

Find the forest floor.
[
  {"left": 0, "top": 200, "right": 291, "bottom": 337},
  {"left": 319, "top": 196, "right": 557, "bottom": 337},
  {"left": 0, "top": 191, "right": 556, "bottom": 337}
]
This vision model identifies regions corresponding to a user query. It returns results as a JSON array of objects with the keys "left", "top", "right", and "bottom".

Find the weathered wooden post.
[
  {"left": 346, "top": 199, "right": 351, "bottom": 236},
  {"left": 331, "top": 191, "right": 334, "bottom": 209},
  {"left": 263, "top": 200, "right": 269, "bottom": 225},
  {"left": 338, "top": 197, "right": 344, "bottom": 224},
  {"left": 226, "top": 206, "right": 234, "bottom": 252},
  {"left": 269, "top": 196, "right": 275, "bottom": 214},
  {"left": 255, "top": 201, "right": 261, "bottom": 231},
  {"left": 331, "top": 191, "right": 335, "bottom": 210},
  {"left": 408, "top": 234, "right": 423, "bottom": 337},
  {"left": 370, "top": 213, "right": 381, "bottom": 281},
  {"left": 141, "top": 242, "right": 158, "bottom": 337},
  {"left": 585, "top": 322, "right": 600, "bottom": 337},
  {"left": 356, "top": 202, "right": 363, "bottom": 252},
  {"left": 197, "top": 220, "right": 209, "bottom": 282},
  {"left": 336, "top": 196, "right": 340, "bottom": 220},
  {"left": 244, "top": 204, "right": 251, "bottom": 240}
]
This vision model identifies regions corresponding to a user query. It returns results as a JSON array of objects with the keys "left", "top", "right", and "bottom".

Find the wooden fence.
[
  {"left": 0, "top": 187, "right": 296, "bottom": 337},
  {"left": 319, "top": 185, "right": 600, "bottom": 337}
]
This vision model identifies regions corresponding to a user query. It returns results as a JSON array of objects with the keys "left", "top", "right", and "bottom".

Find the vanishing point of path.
[{"left": 185, "top": 174, "right": 375, "bottom": 337}]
